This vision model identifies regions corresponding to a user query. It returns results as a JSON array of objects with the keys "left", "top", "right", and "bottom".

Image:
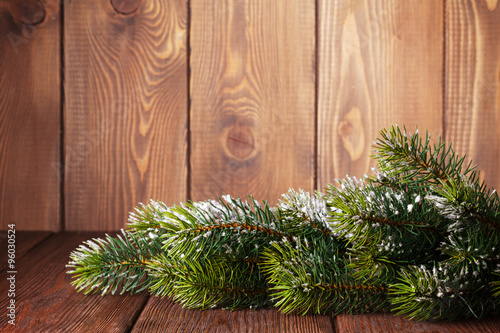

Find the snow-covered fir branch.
[{"left": 67, "top": 124, "right": 500, "bottom": 321}]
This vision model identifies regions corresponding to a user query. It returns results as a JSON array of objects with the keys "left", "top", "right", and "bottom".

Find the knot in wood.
[
  {"left": 111, "top": 0, "right": 143, "bottom": 15},
  {"left": 9, "top": 0, "right": 45, "bottom": 25},
  {"left": 338, "top": 107, "right": 365, "bottom": 161},
  {"left": 225, "top": 124, "right": 256, "bottom": 160}
]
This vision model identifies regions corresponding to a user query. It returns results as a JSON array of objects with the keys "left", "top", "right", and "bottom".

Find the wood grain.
[
  {"left": 335, "top": 313, "right": 500, "bottom": 333},
  {"left": 132, "top": 297, "right": 334, "bottom": 333},
  {"left": 445, "top": 0, "right": 500, "bottom": 190},
  {"left": 0, "top": 0, "right": 60, "bottom": 231},
  {"left": 0, "top": 231, "right": 52, "bottom": 271},
  {"left": 190, "top": 0, "right": 316, "bottom": 204},
  {"left": 64, "top": 0, "right": 189, "bottom": 230},
  {"left": 7, "top": 0, "right": 46, "bottom": 25},
  {"left": 317, "top": 0, "right": 444, "bottom": 187},
  {"left": 0, "top": 232, "right": 149, "bottom": 332}
]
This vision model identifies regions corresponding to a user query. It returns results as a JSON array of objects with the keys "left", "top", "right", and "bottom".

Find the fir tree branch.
[
  {"left": 66, "top": 124, "right": 500, "bottom": 321},
  {"left": 261, "top": 237, "right": 388, "bottom": 315},
  {"left": 149, "top": 254, "right": 270, "bottom": 310},
  {"left": 390, "top": 264, "right": 499, "bottom": 321},
  {"left": 372, "top": 125, "right": 478, "bottom": 187},
  {"left": 66, "top": 230, "right": 164, "bottom": 295},
  {"left": 278, "top": 189, "right": 339, "bottom": 238},
  {"left": 326, "top": 177, "right": 442, "bottom": 248},
  {"left": 492, "top": 270, "right": 500, "bottom": 297},
  {"left": 427, "top": 177, "right": 500, "bottom": 232}
]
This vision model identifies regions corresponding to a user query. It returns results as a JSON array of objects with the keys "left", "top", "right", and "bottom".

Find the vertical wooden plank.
[
  {"left": 445, "top": 0, "right": 500, "bottom": 189},
  {"left": 64, "top": 0, "right": 188, "bottom": 230},
  {"left": 190, "top": 0, "right": 316, "bottom": 204},
  {"left": 317, "top": 0, "right": 443, "bottom": 186},
  {"left": 0, "top": 0, "right": 60, "bottom": 231}
]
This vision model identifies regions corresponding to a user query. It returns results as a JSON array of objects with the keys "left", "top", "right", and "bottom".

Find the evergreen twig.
[{"left": 67, "top": 124, "right": 500, "bottom": 321}]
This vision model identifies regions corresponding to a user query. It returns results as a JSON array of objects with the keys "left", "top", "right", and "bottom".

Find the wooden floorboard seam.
[
  {"left": 127, "top": 295, "right": 152, "bottom": 333},
  {"left": 15, "top": 232, "right": 55, "bottom": 260},
  {"left": 0, "top": 231, "right": 53, "bottom": 273}
]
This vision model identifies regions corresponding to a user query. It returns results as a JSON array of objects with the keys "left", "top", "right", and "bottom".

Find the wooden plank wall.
[
  {"left": 64, "top": 0, "right": 188, "bottom": 230},
  {"left": 0, "top": 0, "right": 61, "bottom": 231},
  {"left": 317, "top": 0, "right": 443, "bottom": 183},
  {"left": 190, "top": 0, "right": 315, "bottom": 203},
  {"left": 445, "top": 0, "right": 500, "bottom": 190},
  {"left": 1, "top": 0, "right": 500, "bottom": 231}
]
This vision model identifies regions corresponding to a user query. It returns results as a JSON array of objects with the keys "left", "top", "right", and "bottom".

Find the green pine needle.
[{"left": 67, "top": 124, "right": 500, "bottom": 321}]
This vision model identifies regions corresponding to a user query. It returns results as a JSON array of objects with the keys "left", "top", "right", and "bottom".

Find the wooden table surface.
[{"left": 1, "top": 232, "right": 500, "bottom": 333}]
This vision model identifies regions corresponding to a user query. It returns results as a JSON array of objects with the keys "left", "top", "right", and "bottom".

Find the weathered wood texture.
[
  {"left": 0, "top": 231, "right": 52, "bottom": 272},
  {"left": 2, "top": 0, "right": 500, "bottom": 235},
  {"left": 445, "top": 0, "right": 500, "bottom": 190},
  {"left": 0, "top": 0, "right": 60, "bottom": 231},
  {"left": 317, "top": 0, "right": 443, "bottom": 186},
  {"left": 64, "top": 0, "right": 189, "bottom": 230},
  {"left": 190, "top": 0, "right": 316, "bottom": 204},
  {"left": 335, "top": 313, "right": 500, "bottom": 333},
  {"left": 132, "top": 297, "right": 334, "bottom": 332},
  {"left": 0, "top": 232, "right": 149, "bottom": 332}
]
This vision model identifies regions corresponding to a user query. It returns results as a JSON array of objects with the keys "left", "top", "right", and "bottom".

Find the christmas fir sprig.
[{"left": 67, "top": 125, "right": 500, "bottom": 321}]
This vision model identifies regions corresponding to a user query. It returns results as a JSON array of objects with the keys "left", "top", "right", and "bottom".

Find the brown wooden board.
[
  {"left": 0, "top": 0, "right": 61, "bottom": 231},
  {"left": 444, "top": 0, "right": 500, "bottom": 189},
  {"left": 335, "top": 313, "right": 500, "bottom": 333},
  {"left": 132, "top": 297, "right": 334, "bottom": 333},
  {"left": 0, "top": 231, "right": 52, "bottom": 272},
  {"left": 0, "top": 232, "right": 149, "bottom": 332},
  {"left": 190, "top": 0, "right": 316, "bottom": 205},
  {"left": 64, "top": 0, "right": 189, "bottom": 230},
  {"left": 317, "top": 0, "right": 443, "bottom": 187}
]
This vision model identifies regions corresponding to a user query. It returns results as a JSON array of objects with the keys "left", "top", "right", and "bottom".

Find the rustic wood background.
[{"left": 1, "top": 0, "right": 499, "bottom": 231}]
